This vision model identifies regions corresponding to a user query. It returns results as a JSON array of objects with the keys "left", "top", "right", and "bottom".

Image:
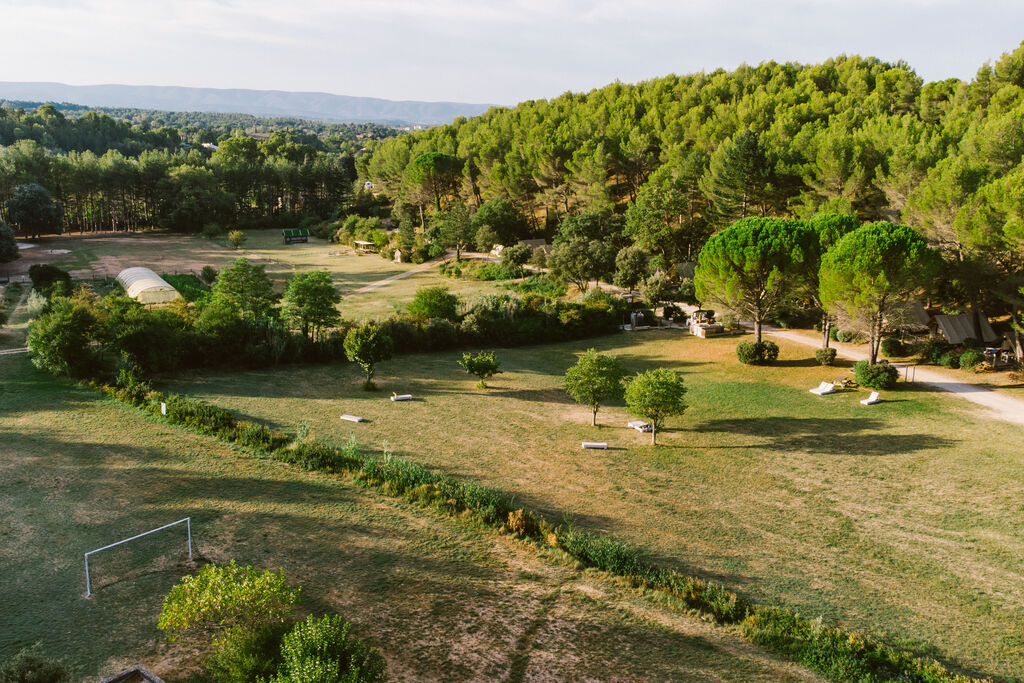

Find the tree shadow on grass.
[{"left": 696, "top": 416, "right": 957, "bottom": 456}]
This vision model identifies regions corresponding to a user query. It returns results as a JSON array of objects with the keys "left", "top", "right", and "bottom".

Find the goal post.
[{"left": 84, "top": 517, "right": 193, "bottom": 597}]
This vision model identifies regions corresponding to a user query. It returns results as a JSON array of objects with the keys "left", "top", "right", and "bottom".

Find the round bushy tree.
[
  {"left": 406, "top": 286, "right": 461, "bottom": 321},
  {"left": 624, "top": 369, "right": 687, "bottom": 445},
  {"left": 458, "top": 350, "right": 502, "bottom": 388},
  {"left": 694, "top": 217, "right": 817, "bottom": 343},
  {"left": 0, "top": 222, "right": 19, "bottom": 264},
  {"left": 563, "top": 348, "right": 626, "bottom": 425},
  {"left": 820, "top": 222, "right": 939, "bottom": 364}
]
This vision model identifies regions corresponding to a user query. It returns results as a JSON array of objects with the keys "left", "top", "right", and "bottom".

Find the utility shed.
[{"left": 115, "top": 267, "right": 182, "bottom": 304}]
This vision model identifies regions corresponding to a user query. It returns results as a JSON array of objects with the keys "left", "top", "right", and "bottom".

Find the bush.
[
  {"left": 200, "top": 265, "right": 219, "bottom": 284},
  {"left": 27, "top": 264, "right": 70, "bottom": 293},
  {"left": 880, "top": 337, "right": 907, "bottom": 358},
  {"left": 269, "top": 614, "right": 386, "bottom": 683},
  {"left": 814, "top": 348, "right": 838, "bottom": 366},
  {"left": 958, "top": 349, "right": 985, "bottom": 371},
  {"left": 277, "top": 438, "right": 361, "bottom": 472},
  {"left": 921, "top": 339, "right": 951, "bottom": 364},
  {"left": 938, "top": 351, "right": 960, "bottom": 369},
  {"left": 158, "top": 561, "right": 301, "bottom": 643},
  {"left": 205, "top": 623, "right": 288, "bottom": 683},
  {"left": 500, "top": 243, "right": 532, "bottom": 272},
  {"left": 406, "top": 286, "right": 461, "bottom": 321},
  {"left": 0, "top": 644, "right": 69, "bottom": 683},
  {"left": 228, "top": 230, "right": 247, "bottom": 248},
  {"left": 558, "top": 526, "right": 645, "bottom": 577},
  {"left": 736, "top": 340, "right": 779, "bottom": 365},
  {"left": 834, "top": 329, "right": 856, "bottom": 343},
  {"left": 853, "top": 360, "right": 899, "bottom": 389},
  {"left": 26, "top": 298, "right": 98, "bottom": 377},
  {"left": 507, "top": 274, "right": 567, "bottom": 299}
]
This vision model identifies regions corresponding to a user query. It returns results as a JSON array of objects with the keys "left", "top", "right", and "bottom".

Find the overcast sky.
[{"left": 1, "top": 0, "right": 1022, "bottom": 105}]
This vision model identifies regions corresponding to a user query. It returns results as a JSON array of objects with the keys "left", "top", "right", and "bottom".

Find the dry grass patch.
[{"left": 166, "top": 331, "right": 1024, "bottom": 680}]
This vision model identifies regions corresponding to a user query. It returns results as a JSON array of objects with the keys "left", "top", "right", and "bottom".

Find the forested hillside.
[{"left": 363, "top": 46, "right": 1024, "bottom": 270}]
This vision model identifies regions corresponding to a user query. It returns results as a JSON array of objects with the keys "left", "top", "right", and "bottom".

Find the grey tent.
[{"left": 934, "top": 313, "right": 998, "bottom": 344}]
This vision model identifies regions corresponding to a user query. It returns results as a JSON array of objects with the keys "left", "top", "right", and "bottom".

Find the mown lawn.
[
  {"left": 164, "top": 331, "right": 1024, "bottom": 681},
  {"left": 0, "top": 354, "right": 811, "bottom": 683}
]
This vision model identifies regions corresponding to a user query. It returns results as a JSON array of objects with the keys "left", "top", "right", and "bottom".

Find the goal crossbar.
[{"left": 85, "top": 517, "right": 192, "bottom": 597}]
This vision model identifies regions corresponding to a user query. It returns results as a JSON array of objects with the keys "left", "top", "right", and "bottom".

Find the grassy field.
[
  {"left": 161, "top": 331, "right": 1024, "bottom": 681},
  {"left": 5, "top": 230, "right": 512, "bottom": 322},
  {"left": 0, "top": 353, "right": 818, "bottom": 682}
]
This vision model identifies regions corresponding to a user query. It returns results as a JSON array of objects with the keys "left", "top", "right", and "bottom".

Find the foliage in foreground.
[
  {"left": 268, "top": 615, "right": 387, "bottom": 683},
  {"left": 0, "top": 644, "right": 69, "bottom": 683}
]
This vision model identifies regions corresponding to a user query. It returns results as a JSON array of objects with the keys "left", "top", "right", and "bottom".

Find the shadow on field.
[{"left": 697, "top": 416, "right": 957, "bottom": 456}]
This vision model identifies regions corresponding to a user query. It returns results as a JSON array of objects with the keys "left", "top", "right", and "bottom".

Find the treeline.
[
  {"left": 0, "top": 129, "right": 359, "bottom": 234},
  {"left": 362, "top": 45, "right": 1024, "bottom": 323},
  {"left": 0, "top": 101, "right": 399, "bottom": 153}
]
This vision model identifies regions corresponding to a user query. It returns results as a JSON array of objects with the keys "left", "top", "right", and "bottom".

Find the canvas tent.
[
  {"left": 115, "top": 267, "right": 182, "bottom": 304},
  {"left": 934, "top": 313, "right": 998, "bottom": 344}
]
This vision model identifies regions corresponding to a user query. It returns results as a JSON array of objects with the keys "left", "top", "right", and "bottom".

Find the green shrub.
[
  {"left": 163, "top": 395, "right": 237, "bottom": 435},
  {"left": 406, "top": 286, "right": 461, "bottom": 321},
  {"left": 235, "top": 421, "right": 289, "bottom": 452},
  {"left": 880, "top": 337, "right": 906, "bottom": 358},
  {"left": 853, "top": 360, "right": 899, "bottom": 389},
  {"left": 558, "top": 526, "right": 645, "bottom": 576},
  {"left": 507, "top": 274, "right": 567, "bottom": 298},
  {"left": 740, "top": 607, "right": 969, "bottom": 683},
  {"left": 277, "top": 438, "right": 361, "bottom": 472},
  {"left": 958, "top": 349, "right": 985, "bottom": 371},
  {"left": 736, "top": 340, "right": 779, "bottom": 365},
  {"left": 815, "top": 348, "right": 837, "bottom": 366},
  {"left": 200, "top": 265, "right": 219, "bottom": 284},
  {"left": 28, "top": 264, "right": 71, "bottom": 293},
  {"left": 269, "top": 614, "right": 386, "bottom": 683},
  {"left": 921, "top": 339, "right": 950, "bottom": 364},
  {"left": 0, "top": 644, "right": 69, "bottom": 683},
  {"left": 834, "top": 329, "right": 857, "bottom": 343},
  {"left": 205, "top": 623, "right": 288, "bottom": 683},
  {"left": 938, "top": 351, "right": 960, "bottom": 369}
]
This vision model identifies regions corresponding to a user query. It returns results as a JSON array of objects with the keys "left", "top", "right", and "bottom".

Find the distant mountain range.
[{"left": 0, "top": 82, "right": 495, "bottom": 126}]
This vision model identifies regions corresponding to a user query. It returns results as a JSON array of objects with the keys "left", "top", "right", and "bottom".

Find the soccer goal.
[{"left": 84, "top": 517, "right": 193, "bottom": 597}]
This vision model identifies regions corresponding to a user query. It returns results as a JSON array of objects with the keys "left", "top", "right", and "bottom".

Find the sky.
[{"left": 0, "top": 0, "right": 1022, "bottom": 105}]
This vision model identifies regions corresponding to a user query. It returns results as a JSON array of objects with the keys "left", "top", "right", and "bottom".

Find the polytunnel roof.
[{"left": 115, "top": 267, "right": 179, "bottom": 300}]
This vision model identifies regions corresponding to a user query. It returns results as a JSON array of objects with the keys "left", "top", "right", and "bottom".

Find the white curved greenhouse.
[{"left": 115, "top": 267, "right": 182, "bottom": 304}]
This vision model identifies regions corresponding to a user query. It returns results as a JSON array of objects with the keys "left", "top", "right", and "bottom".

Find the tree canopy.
[{"left": 819, "top": 222, "right": 939, "bottom": 363}]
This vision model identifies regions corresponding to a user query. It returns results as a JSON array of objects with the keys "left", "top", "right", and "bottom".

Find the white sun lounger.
[
  {"left": 582, "top": 441, "right": 608, "bottom": 450},
  {"left": 340, "top": 414, "right": 364, "bottom": 423},
  {"left": 627, "top": 420, "right": 652, "bottom": 432},
  {"left": 809, "top": 381, "right": 836, "bottom": 396},
  {"left": 860, "top": 391, "right": 881, "bottom": 405},
  {"left": 390, "top": 394, "right": 413, "bottom": 402}
]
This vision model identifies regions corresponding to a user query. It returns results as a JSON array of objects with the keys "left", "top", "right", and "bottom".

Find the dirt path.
[
  {"left": 765, "top": 326, "right": 1024, "bottom": 426},
  {"left": 345, "top": 258, "right": 443, "bottom": 295}
]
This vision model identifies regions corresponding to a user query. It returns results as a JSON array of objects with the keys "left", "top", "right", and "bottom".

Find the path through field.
[
  {"left": 345, "top": 257, "right": 443, "bottom": 294},
  {"left": 765, "top": 326, "right": 1024, "bottom": 426}
]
